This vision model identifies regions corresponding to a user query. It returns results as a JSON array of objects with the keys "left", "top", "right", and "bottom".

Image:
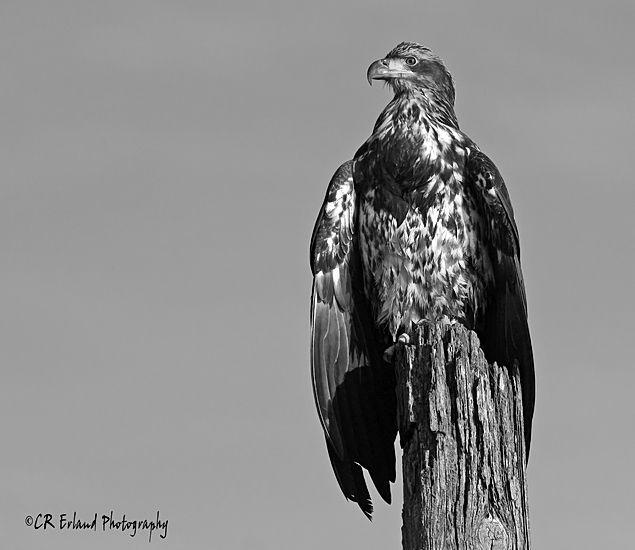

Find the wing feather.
[
  {"left": 466, "top": 149, "right": 535, "bottom": 456},
  {"left": 310, "top": 161, "right": 396, "bottom": 517}
]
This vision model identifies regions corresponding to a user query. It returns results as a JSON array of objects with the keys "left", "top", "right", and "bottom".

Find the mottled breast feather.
[{"left": 354, "top": 92, "right": 495, "bottom": 339}]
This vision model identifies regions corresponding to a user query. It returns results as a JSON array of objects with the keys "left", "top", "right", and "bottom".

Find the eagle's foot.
[
  {"left": 415, "top": 316, "right": 455, "bottom": 328},
  {"left": 383, "top": 333, "right": 411, "bottom": 362}
]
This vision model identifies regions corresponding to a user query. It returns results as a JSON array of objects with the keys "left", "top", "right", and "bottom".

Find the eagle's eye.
[{"left": 404, "top": 56, "right": 418, "bottom": 66}]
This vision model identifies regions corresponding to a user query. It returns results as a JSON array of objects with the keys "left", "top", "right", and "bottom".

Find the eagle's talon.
[{"left": 383, "top": 333, "right": 412, "bottom": 362}]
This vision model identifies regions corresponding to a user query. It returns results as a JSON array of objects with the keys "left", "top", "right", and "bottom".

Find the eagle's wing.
[
  {"left": 310, "top": 161, "right": 396, "bottom": 518},
  {"left": 466, "top": 149, "right": 535, "bottom": 456}
]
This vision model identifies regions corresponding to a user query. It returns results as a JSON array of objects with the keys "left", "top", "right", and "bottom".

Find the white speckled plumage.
[{"left": 355, "top": 85, "right": 494, "bottom": 339}]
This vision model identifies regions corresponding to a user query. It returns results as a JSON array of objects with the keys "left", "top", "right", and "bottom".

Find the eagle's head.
[{"left": 367, "top": 42, "right": 455, "bottom": 106}]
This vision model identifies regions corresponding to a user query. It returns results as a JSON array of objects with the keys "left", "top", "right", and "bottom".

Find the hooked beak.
[{"left": 366, "top": 58, "right": 411, "bottom": 85}]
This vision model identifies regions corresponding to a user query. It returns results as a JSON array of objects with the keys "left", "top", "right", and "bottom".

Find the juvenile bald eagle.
[{"left": 310, "top": 42, "right": 535, "bottom": 518}]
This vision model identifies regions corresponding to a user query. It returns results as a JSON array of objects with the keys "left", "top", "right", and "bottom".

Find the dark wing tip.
[{"left": 327, "top": 441, "right": 374, "bottom": 519}]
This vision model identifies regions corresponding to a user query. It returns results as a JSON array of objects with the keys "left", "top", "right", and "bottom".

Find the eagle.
[{"left": 310, "top": 42, "right": 535, "bottom": 518}]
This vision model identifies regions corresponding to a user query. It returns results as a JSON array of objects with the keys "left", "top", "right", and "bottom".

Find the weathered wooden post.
[{"left": 395, "top": 323, "right": 530, "bottom": 550}]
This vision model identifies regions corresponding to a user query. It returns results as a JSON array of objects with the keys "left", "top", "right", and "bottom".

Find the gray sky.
[{"left": 1, "top": 1, "right": 634, "bottom": 548}]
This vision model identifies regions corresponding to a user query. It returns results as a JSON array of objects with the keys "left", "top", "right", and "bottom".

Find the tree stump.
[{"left": 395, "top": 323, "right": 530, "bottom": 550}]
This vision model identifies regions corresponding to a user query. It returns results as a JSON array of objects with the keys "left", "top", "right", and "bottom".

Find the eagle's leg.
[{"left": 383, "top": 332, "right": 412, "bottom": 362}]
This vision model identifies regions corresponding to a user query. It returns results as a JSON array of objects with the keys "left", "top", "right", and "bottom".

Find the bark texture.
[{"left": 395, "top": 323, "right": 530, "bottom": 550}]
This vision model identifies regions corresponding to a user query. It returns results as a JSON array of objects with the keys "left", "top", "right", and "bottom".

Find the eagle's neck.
[
  {"left": 357, "top": 88, "right": 464, "bottom": 197},
  {"left": 378, "top": 88, "right": 458, "bottom": 134},
  {"left": 368, "top": 89, "right": 462, "bottom": 164}
]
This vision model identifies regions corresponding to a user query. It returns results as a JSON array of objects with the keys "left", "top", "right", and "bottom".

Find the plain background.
[{"left": 1, "top": 1, "right": 634, "bottom": 548}]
